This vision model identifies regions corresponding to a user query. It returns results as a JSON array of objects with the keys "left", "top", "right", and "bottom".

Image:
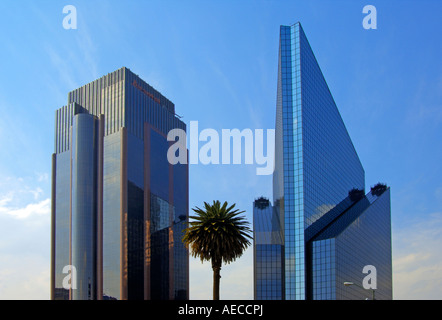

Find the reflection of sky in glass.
[
  {"left": 102, "top": 132, "right": 122, "bottom": 300},
  {"left": 275, "top": 23, "right": 365, "bottom": 300}
]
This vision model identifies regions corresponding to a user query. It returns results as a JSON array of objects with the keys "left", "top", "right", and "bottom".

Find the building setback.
[
  {"left": 51, "top": 67, "right": 189, "bottom": 300},
  {"left": 254, "top": 22, "right": 392, "bottom": 300}
]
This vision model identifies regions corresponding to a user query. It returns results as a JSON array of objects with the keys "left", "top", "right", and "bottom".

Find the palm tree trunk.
[{"left": 212, "top": 259, "right": 221, "bottom": 300}]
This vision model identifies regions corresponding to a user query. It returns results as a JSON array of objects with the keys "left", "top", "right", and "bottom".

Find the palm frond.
[{"left": 182, "top": 200, "right": 252, "bottom": 265}]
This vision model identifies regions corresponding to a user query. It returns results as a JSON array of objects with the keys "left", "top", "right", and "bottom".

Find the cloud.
[
  {"left": 37, "top": 172, "right": 49, "bottom": 183},
  {"left": 44, "top": 44, "right": 79, "bottom": 91},
  {"left": 393, "top": 212, "right": 442, "bottom": 299},
  {"left": 0, "top": 198, "right": 50, "bottom": 220},
  {"left": 0, "top": 194, "right": 13, "bottom": 207},
  {"left": 0, "top": 175, "right": 50, "bottom": 220},
  {"left": 0, "top": 175, "right": 51, "bottom": 299}
]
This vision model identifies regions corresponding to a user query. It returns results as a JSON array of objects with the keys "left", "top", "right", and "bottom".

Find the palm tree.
[{"left": 182, "top": 200, "right": 252, "bottom": 300}]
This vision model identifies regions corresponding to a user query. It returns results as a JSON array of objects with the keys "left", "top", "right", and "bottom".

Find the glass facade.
[
  {"left": 51, "top": 67, "right": 189, "bottom": 300},
  {"left": 309, "top": 188, "right": 392, "bottom": 300},
  {"left": 260, "top": 22, "right": 392, "bottom": 300},
  {"left": 53, "top": 151, "right": 70, "bottom": 300},
  {"left": 253, "top": 197, "right": 284, "bottom": 300},
  {"left": 71, "top": 113, "right": 98, "bottom": 300},
  {"left": 102, "top": 131, "right": 122, "bottom": 300}
]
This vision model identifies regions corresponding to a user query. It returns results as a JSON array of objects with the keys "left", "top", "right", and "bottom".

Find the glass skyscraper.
[
  {"left": 50, "top": 67, "right": 189, "bottom": 300},
  {"left": 254, "top": 22, "right": 392, "bottom": 300}
]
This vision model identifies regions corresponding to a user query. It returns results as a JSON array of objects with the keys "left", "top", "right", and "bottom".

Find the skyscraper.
[
  {"left": 50, "top": 67, "right": 189, "bottom": 300},
  {"left": 254, "top": 22, "right": 392, "bottom": 300}
]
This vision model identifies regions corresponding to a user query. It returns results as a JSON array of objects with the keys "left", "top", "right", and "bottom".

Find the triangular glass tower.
[{"left": 254, "top": 22, "right": 392, "bottom": 300}]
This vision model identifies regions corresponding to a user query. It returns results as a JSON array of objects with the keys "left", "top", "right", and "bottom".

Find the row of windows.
[
  {"left": 256, "top": 282, "right": 282, "bottom": 289},
  {"left": 56, "top": 68, "right": 186, "bottom": 155}
]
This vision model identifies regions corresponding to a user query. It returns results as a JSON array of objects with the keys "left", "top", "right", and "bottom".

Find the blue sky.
[{"left": 0, "top": 0, "right": 441, "bottom": 299}]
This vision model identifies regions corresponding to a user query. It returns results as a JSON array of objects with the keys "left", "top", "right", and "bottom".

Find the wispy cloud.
[
  {"left": 0, "top": 198, "right": 50, "bottom": 220},
  {"left": 0, "top": 175, "right": 50, "bottom": 220},
  {"left": 44, "top": 44, "right": 79, "bottom": 92},
  {"left": 41, "top": 5, "right": 102, "bottom": 96},
  {"left": 73, "top": 13, "right": 99, "bottom": 81},
  {"left": 0, "top": 175, "right": 51, "bottom": 299},
  {"left": 404, "top": 76, "right": 442, "bottom": 128},
  {"left": 206, "top": 58, "right": 243, "bottom": 110},
  {"left": 393, "top": 212, "right": 442, "bottom": 299}
]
